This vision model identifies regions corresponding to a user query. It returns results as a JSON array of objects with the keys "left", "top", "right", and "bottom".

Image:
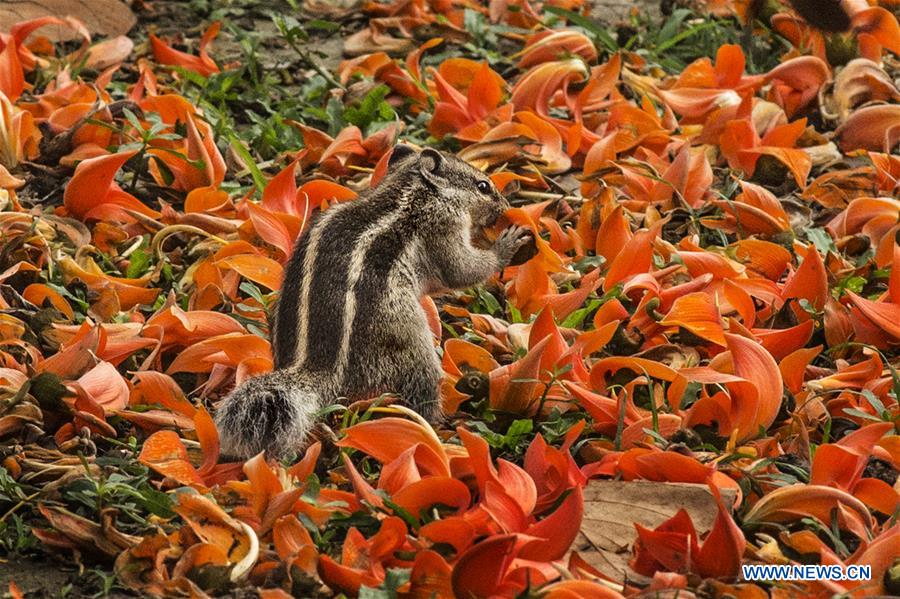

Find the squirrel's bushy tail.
[{"left": 215, "top": 369, "right": 322, "bottom": 459}]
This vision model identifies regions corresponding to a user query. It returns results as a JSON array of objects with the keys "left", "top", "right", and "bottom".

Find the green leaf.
[
  {"left": 508, "top": 302, "right": 523, "bottom": 324},
  {"left": 227, "top": 133, "right": 266, "bottom": 193},
  {"left": 655, "top": 9, "right": 692, "bottom": 47},
  {"left": 561, "top": 300, "right": 600, "bottom": 329},
  {"left": 842, "top": 408, "right": 883, "bottom": 422},
  {"left": 136, "top": 487, "right": 175, "bottom": 518},
  {"left": 126, "top": 245, "right": 151, "bottom": 278},
  {"left": 359, "top": 567, "right": 412, "bottom": 598},
  {"left": 384, "top": 568, "right": 412, "bottom": 591},
  {"left": 121, "top": 108, "right": 145, "bottom": 135},
  {"left": 301, "top": 474, "right": 321, "bottom": 503},
  {"left": 343, "top": 85, "right": 397, "bottom": 135},
  {"left": 642, "top": 427, "right": 668, "bottom": 446},
  {"left": 381, "top": 498, "right": 420, "bottom": 529},
  {"left": 474, "top": 287, "right": 502, "bottom": 316},
  {"left": 833, "top": 275, "right": 867, "bottom": 299},
  {"left": 572, "top": 255, "right": 606, "bottom": 273},
  {"left": 503, "top": 419, "right": 534, "bottom": 448},
  {"left": 148, "top": 154, "right": 176, "bottom": 186},
  {"left": 860, "top": 389, "right": 888, "bottom": 419},
  {"left": 308, "top": 19, "right": 341, "bottom": 33},
  {"left": 325, "top": 96, "right": 347, "bottom": 137},
  {"left": 239, "top": 281, "right": 266, "bottom": 305},
  {"left": 882, "top": 354, "right": 900, "bottom": 409},
  {"left": 466, "top": 421, "right": 505, "bottom": 448},
  {"left": 807, "top": 227, "right": 837, "bottom": 255}
]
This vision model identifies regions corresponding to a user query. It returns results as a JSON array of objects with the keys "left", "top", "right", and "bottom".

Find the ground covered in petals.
[{"left": 1, "top": 0, "right": 899, "bottom": 597}]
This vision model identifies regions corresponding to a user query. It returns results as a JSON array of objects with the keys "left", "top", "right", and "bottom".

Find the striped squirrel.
[
  {"left": 759, "top": 0, "right": 851, "bottom": 31},
  {"left": 215, "top": 146, "right": 533, "bottom": 458}
]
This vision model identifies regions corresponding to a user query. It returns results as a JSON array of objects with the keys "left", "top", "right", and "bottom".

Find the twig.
[
  {"left": 151, "top": 224, "right": 228, "bottom": 261},
  {"left": 515, "top": 190, "right": 584, "bottom": 204},
  {"left": 1, "top": 380, "right": 31, "bottom": 414},
  {"left": 283, "top": 38, "right": 345, "bottom": 91},
  {"left": 0, "top": 491, "right": 40, "bottom": 524}
]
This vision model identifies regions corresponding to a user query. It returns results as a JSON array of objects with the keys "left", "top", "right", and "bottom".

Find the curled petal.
[
  {"left": 150, "top": 22, "right": 221, "bottom": 77},
  {"left": 835, "top": 104, "right": 900, "bottom": 152},
  {"left": 511, "top": 59, "right": 589, "bottom": 116},
  {"left": 744, "top": 484, "right": 874, "bottom": 534},
  {"left": 516, "top": 30, "right": 597, "bottom": 69}
]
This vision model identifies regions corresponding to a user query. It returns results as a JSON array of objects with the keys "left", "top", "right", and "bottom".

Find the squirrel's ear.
[
  {"left": 419, "top": 148, "right": 443, "bottom": 179},
  {"left": 388, "top": 144, "right": 416, "bottom": 168}
]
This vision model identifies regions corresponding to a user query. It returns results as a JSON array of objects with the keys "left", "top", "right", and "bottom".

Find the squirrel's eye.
[{"left": 476, "top": 180, "right": 491, "bottom": 194}]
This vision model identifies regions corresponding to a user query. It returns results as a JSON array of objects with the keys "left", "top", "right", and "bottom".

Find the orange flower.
[
  {"left": 719, "top": 117, "right": 812, "bottom": 188},
  {"left": 62, "top": 150, "right": 159, "bottom": 222},
  {"left": 150, "top": 22, "right": 221, "bottom": 77},
  {"left": 631, "top": 483, "right": 744, "bottom": 579},
  {"left": 428, "top": 61, "right": 509, "bottom": 140}
]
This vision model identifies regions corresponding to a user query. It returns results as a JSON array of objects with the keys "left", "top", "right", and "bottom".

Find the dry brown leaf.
[
  {"left": 573, "top": 481, "right": 738, "bottom": 582},
  {"left": 82, "top": 35, "right": 134, "bottom": 70},
  {"left": 0, "top": 0, "right": 136, "bottom": 41},
  {"left": 0, "top": 401, "right": 42, "bottom": 436}
]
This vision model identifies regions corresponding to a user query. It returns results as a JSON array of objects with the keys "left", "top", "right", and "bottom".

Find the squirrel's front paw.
[{"left": 494, "top": 226, "right": 535, "bottom": 268}]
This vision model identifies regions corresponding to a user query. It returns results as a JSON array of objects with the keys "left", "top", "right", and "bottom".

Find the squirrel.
[
  {"left": 761, "top": 0, "right": 852, "bottom": 32},
  {"left": 214, "top": 146, "right": 533, "bottom": 458}
]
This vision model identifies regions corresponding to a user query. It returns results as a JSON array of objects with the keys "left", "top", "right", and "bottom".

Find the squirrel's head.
[{"left": 388, "top": 145, "right": 509, "bottom": 226}]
